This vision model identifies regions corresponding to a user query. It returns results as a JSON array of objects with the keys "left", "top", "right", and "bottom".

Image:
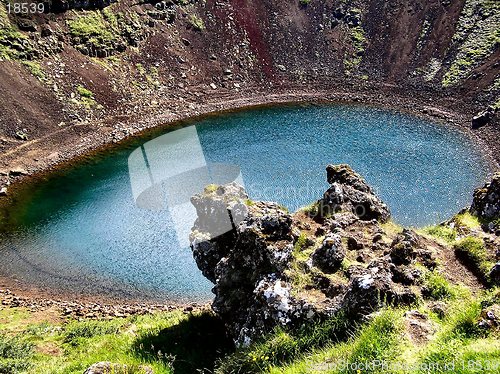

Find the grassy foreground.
[{"left": 1, "top": 286, "right": 499, "bottom": 373}]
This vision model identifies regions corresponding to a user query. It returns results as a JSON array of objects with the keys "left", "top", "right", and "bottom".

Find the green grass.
[
  {"left": 454, "top": 236, "right": 494, "bottom": 284},
  {"left": 63, "top": 319, "right": 121, "bottom": 345},
  {"left": 416, "top": 299, "right": 499, "bottom": 373},
  {"left": 294, "top": 233, "right": 309, "bottom": 253},
  {"left": 76, "top": 85, "right": 93, "bottom": 99},
  {"left": 203, "top": 184, "right": 218, "bottom": 193},
  {"left": 287, "top": 233, "right": 316, "bottom": 292},
  {"left": 216, "top": 311, "right": 353, "bottom": 373},
  {"left": 135, "top": 63, "right": 146, "bottom": 76},
  {"left": 135, "top": 63, "right": 160, "bottom": 88},
  {"left": 268, "top": 309, "right": 403, "bottom": 373},
  {"left": 189, "top": 15, "right": 205, "bottom": 31},
  {"left": 0, "top": 4, "right": 30, "bottom": 60},
  {"left": 0, "top": 333, "right": 34, "bottom": 373},
  {"left": 344, "top": 23, "right": 367, "bottom": 73},
  {"left": 299, "top": 201, "right": 320, "bottom": 217},
  {"left": 420, "top": 212, "right": 481, "bottom": 244},
  {"left": 67, "top": 11, "right": 117, "bottom": 53},
  {"left": 299, "top": 201, "right": 335, "bottom": 219},
  {"left": 421, "top": 224, "right": 457, "bottom": 243},
  {"left": 0, "top": 308, "right": 227, "bottom": 374},
  {"left": 455, "top": 212, "right": 482, "bottom": 230},
  {"left": 72, "top": 85, "right": 97, "bottom": 108},
  {"left": 102, "top": 7, "right": 119, "bottom": 31},
  {"left": 422, "top": 271, "right": 456, "bottom": 300},
  {"left": 443, "top": 0, "right": 500, "bottom": 87},
  {"left": 269, "top": 291, "right": 500, "bottom": 373},
  {"left": 493, "top": 97, "right": 500, "bottom": 111},
  {"left": 133, "top": 312, "right": 233, "bottom": 374},
  {"left": 1, "top": 288, "right": 499, "bottom": 373},
  {"left": 21, "top": 61, "right": 46, "bottom": 81}
]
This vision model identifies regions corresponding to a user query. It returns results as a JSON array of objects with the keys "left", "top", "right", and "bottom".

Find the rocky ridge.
[
  {"left": 471, "top": 171, "right": 500, "bottom": 232},
  {"left": 189, "top": 164, "right": 445, "bottom": 346}
]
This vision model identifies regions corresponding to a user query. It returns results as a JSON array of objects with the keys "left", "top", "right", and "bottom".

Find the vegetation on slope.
[
  {"left": 442, "top": 0, "right": 500, "bottom": 87},
  {"left": 67, "top": 10, "right": 119, "bottom": 56},
  {"left": 0, "top": 307, "right": 234, "bottom": 374},
  {"left": 454, "top": 237, "right": 495, "bottom": 285},
  {"left": 1, "top": 287, "right": 498, "bottom": 373},
  {"left": 0, "top": 4, "right": 30, "bottom": 60}
]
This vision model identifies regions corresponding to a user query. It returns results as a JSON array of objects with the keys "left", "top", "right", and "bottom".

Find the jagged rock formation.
[
  {"left": 189, "top": 164, "right": 438, "bottom": 346},
  {"left": 470, "top": 172, "right": 500, "bottom": 233},
  {"left": 321, "top": 164, "right": 390, "bottom": 222}
]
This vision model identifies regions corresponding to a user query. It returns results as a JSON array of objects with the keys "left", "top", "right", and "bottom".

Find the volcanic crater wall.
[{"left": 0, "top": 0, "right": 499, "bottom": 170}]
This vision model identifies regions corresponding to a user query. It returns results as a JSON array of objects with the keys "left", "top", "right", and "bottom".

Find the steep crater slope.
[{"left": 0, "top": 0, "right": 499, "bottom": 184}]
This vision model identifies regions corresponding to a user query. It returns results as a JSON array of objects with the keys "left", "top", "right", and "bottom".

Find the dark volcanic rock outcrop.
[
  {"left": 321, "top": 164, "right": 390, "bottom": 222},
  {"left": 189, "top": 165, "right": 437, "bottom": 346},
  {"left": 470, "top": 172, "right": 500, "bottom": 232},
  {"left": 472, "top": 107, "right": 497, "bottom": 129}
]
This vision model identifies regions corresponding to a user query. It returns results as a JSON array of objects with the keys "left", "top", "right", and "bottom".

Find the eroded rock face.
[
  {"left": 190, "top": 183, "right": 303, "bottom": 345},
  {"left": 490, "top": 262, "right": 500, "bottom": 285},
  {"left": 390, "top": 229, "right": 419, "bottom": 265},
  {"left": 322, "top": 164, "right": 390, "bottom": 222},
  {"left": 189, "top": 165, "right": 436, "bottom": 346},
  {"left": 470, "top": 173, "right": 500, "bottom": 222}
]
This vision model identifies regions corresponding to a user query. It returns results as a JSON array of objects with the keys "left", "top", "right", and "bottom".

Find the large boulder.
[
  {"left": 471, "top": 107, "right": 496, "bottom": 129},
  {"left": 312, "top": 234, "right": 346, "bottom": 273},
  {"left": 342, "top": 260, "right": 416, "bottom": 318},
  {"left": 390, "top": 229, "right": 419, "bottom": 265},
  {"left": 470, "top": 173, "right": 500, "bottom": 222}
]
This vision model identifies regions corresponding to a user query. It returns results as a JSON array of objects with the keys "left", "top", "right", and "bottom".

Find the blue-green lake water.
[{"left": 0, "top": 104, "right": 492, "bottom": 301}]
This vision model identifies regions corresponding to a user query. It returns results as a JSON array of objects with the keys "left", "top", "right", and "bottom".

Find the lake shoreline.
[
  {"left": 1, "top": 85, "right": 499, "bottom": 194},
  {"left": 0, "top": 283, "right": 211, "bottom": 315},
  {"left": 0, "top": 85, "right": 499, "bottom": 307}
]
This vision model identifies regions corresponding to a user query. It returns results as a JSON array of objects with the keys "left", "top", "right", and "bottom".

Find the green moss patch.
[
  {"left": 443, "top": 0, "right": 500, "bottom": 87},
  {"left": 454, "top": 237, "right": 495, "bottom": 285},
  {"left": 67, "top": 10, "right": 119, "bottom": 56}
]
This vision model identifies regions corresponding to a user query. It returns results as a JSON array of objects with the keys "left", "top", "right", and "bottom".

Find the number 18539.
[{"left": 6, "top": 2, "right": 45, "bottom": 14}]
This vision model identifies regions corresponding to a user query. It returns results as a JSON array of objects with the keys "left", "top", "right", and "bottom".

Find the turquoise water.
[{"left": 0, "top": 104, "right": 492, "bottom": 301}]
